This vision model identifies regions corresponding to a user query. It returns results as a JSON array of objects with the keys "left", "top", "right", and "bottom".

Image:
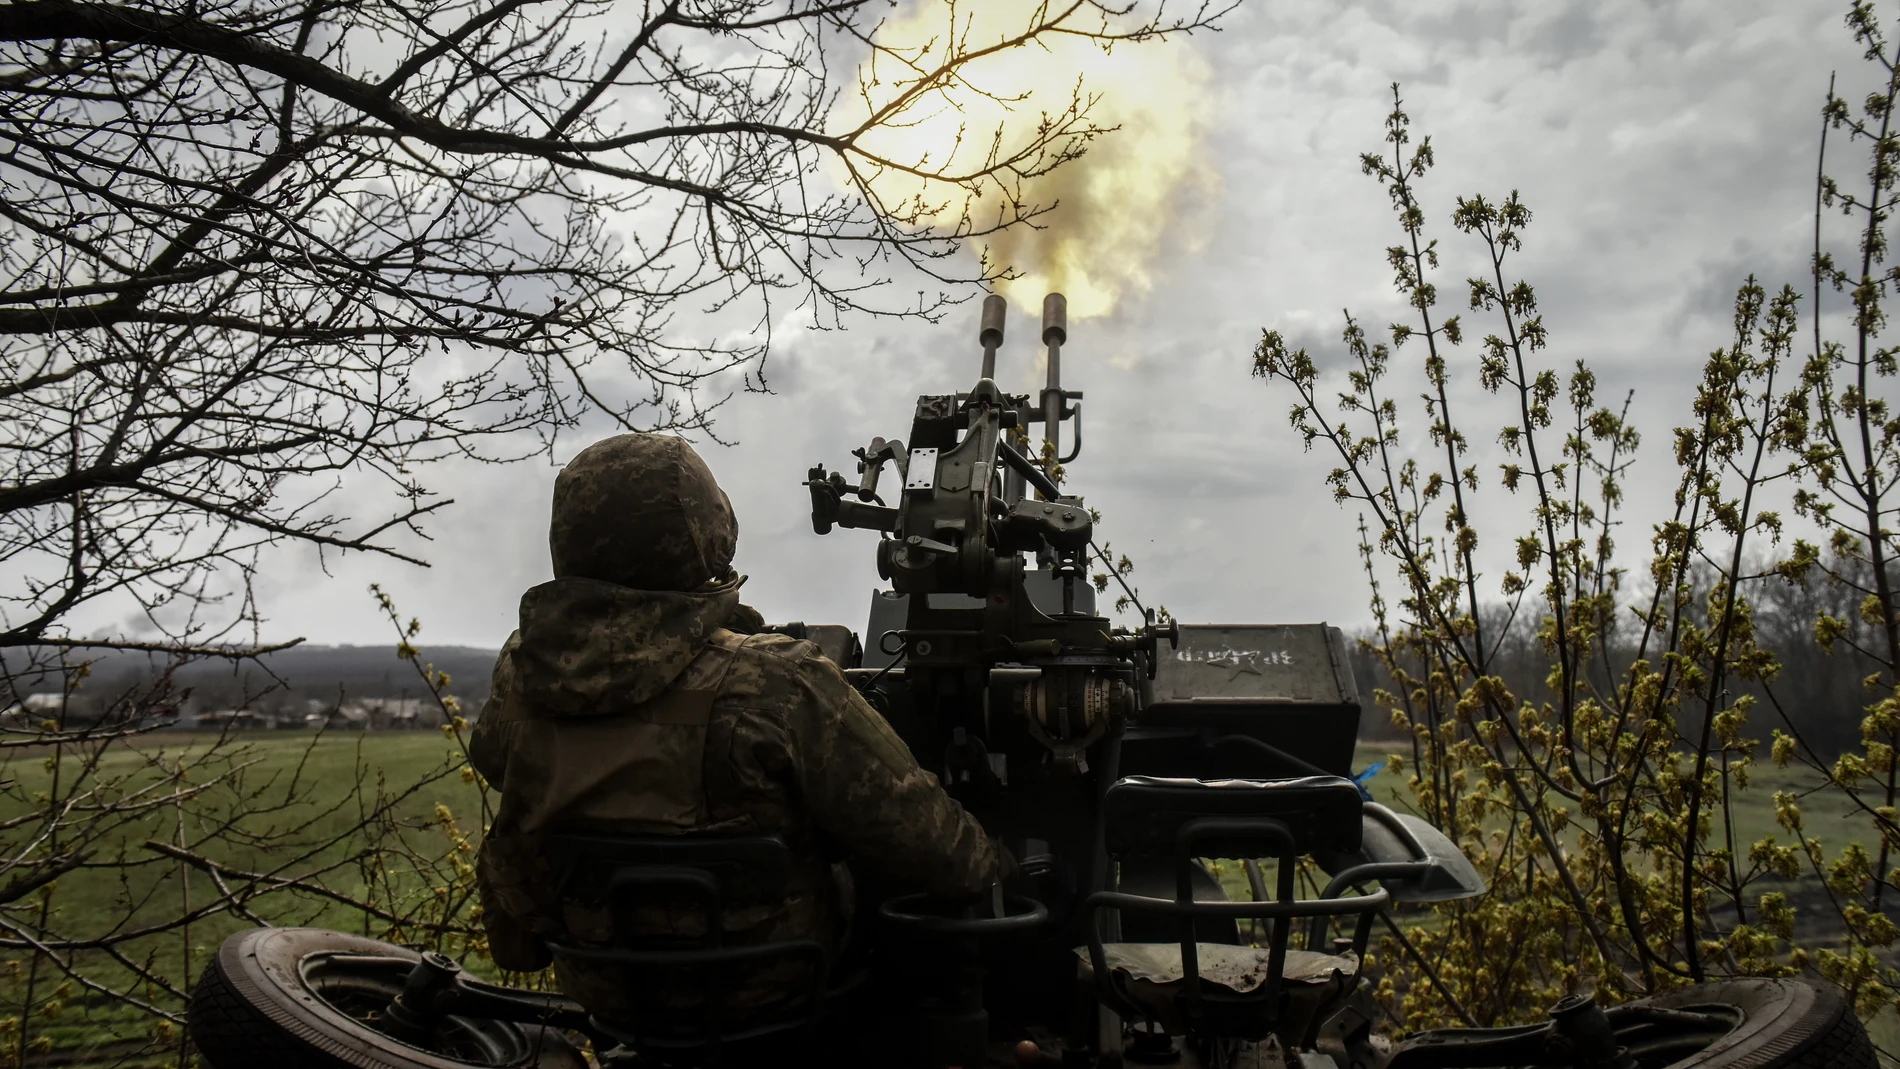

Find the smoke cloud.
[{"left": 844, "top": 1, "right": 1217, "bottom": 320}]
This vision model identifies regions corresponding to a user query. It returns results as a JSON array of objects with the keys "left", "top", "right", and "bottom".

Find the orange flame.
[{"left": 842, "top": 1, "right": 1216, "bottom": 321}]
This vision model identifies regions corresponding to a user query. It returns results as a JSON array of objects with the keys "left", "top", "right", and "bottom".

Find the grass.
[
  {"left": 0, "top": 729, "right": 483, "bottom": 1067},
  {"left": 1342, "top": 740, "right": 1876, "bottom": 923}
]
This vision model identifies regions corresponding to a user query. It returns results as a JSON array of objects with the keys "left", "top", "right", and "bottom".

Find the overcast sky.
[{"left": 254, "top": 0, "right": 1874, "bottom": 652}]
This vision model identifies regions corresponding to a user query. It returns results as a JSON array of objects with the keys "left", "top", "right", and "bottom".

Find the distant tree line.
[
  {"left": 1346, "top": 553, "right": 1892, "bottom": 758},
  {"left": 0, "top": 642, "right": 499, "bottom": 728}
]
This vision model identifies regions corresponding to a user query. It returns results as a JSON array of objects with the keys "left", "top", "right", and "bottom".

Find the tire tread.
[
  {"left": 1786, "top": 998, "right": 1876, "bottom": 1069},
  {"left": 1731, "top": 977, "right": 1876, "bottom": 1069},
  {"left": 188, "top": 946, "right": 351, "bottom": 1069}
]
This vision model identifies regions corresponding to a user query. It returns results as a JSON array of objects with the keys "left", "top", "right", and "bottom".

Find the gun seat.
[
  {"left": 1081, "top": 775, "right": 1386, "bottom": 1044},
  {"left": 1078, "top": 943, "right": 1358, "bottom": 1040},
  {"left": 541, "top": 831, "right": 851, "bottom": 1066},
  {"left": 1104, "top": 775, "right": 1365, "bottom": 857}
]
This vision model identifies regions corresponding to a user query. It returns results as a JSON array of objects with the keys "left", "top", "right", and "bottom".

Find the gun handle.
[{"left": 807, "top": 466, "right": 840, "bottom": 535}]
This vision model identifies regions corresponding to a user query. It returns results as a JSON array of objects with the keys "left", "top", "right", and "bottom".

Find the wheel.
[
  {"left": 1609, "top": 978, "right": 1874, "bottom": 1069},
  {"left": 1375, "top": 977, "right": 1874, "bottom": 1069},
  {"left": 188, "top": 927, "right": 588, "bottom": 1069}
]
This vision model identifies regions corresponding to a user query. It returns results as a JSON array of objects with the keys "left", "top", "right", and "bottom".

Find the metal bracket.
[{"left": 906, "top": 448, "right": 939, "bottom": 491}]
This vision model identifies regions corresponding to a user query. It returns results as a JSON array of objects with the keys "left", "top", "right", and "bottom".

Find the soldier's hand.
[{"left": 724, "top": 602, "right": 765, "bottom": 634}]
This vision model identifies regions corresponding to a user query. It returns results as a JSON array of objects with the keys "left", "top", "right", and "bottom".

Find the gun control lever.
[
  {"left": 996, "top": 439, "right": 1062, "bottom": 500},
  {"left": 807, "top": 466, "right": 898, "bottom": 535},
  {"left": 851, "top": 437, "right": 906, "bottom": 502}
]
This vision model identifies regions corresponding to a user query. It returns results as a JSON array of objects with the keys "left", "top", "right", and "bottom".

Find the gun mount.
[
  {"left": 806, "top": 294, "right": 1176, "bottom": 779},
  {"left": 796, "top": 296, "right": 1413, "bottom": 1067}
]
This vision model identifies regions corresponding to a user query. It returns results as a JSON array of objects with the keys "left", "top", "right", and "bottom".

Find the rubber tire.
[
  {"left": 188, "top": 927, "right": 587, "bottom": 1069},
  {"left": 1217, "top": 978, "right": 1876, "bottom": 1069},
  {"left": 1617, "top": 978, "right": 1874, "bottom": 1069}
]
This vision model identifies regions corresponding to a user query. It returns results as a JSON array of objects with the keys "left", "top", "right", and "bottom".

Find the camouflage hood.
[
  {"left": 549, "top": 433, "right": 737, "bottom": 592},
  {"left": 511, "top": 576, "right": 742, "bottom": 715}
]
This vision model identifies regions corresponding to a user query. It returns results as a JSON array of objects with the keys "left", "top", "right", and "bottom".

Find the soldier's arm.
[
  {"left": 468, "top": 633, "right": 520, "bottom": 789},
  {"left": 465, "top": 633, "right": 554, "bottom": 971},
  {"left": 786, "top": 653, "right": 998, "bottom": 898}
]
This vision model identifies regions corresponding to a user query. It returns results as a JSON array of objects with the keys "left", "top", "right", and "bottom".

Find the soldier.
[{"left": 469, "top": 432, "right": 999, "bottom": 1051}]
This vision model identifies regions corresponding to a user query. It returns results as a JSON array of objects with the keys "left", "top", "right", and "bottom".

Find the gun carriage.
[
  {"left": 188, "top": 300, "right": 1876, "bottom": 1069},
  {"left": 788, "top": 293, "right": 1474, "bottom": 1068}
]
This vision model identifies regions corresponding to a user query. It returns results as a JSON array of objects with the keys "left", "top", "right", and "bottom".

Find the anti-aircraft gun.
[
  {"left": 184, "top": 298, "right": 1877, "bottom": 1069},
  {"left": 798, "top": 295, "right": 1484, "bottom": 1068},
  {"left": 804, "top": 292, "right": 1172, "bottom": 780}
]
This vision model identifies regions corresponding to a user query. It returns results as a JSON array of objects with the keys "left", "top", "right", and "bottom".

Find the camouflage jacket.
[{"left": 470, "top": 575, "right": 997, "bottom": 1021}]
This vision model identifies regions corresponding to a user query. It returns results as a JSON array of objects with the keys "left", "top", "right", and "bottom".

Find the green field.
[
  {"left": 0, "top": 733, "right": 1884, "bottom": 1067},
  {"left": 0, "top": 730, "right": 484, "bottom": 1067},
  {"left": 1336, "top": 740, "right": 1887, "bottom": 962}
]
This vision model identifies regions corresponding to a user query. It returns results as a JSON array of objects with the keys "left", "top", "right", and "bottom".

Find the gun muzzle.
[
  {"left": 979, "top": 294, "right": 1006, "bottom": 381},
  {"left": 1041, "top": 293, "right": 1067, "bottom": 348}
]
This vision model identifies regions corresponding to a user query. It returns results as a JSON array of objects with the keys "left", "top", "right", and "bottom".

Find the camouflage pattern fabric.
[
  {"left": 547, "top": 432, "right": 737, "bottom": 592},
  {"left": 472, "top": 433, "right": 997, "bottom": 1031},
  {"left": 724, "top": 600, "right": 765, "bottom": 635}
]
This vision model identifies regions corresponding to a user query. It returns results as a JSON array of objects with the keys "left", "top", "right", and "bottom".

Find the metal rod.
[
  {"left": 1306, "top": 862, "right": 1431, "bottom": 950},
  {"left": 1083, "top": 888, "right": 1389, "bottom": 918},
  {"left": 998, "top": 439, "right": 1062, "bottom": 498},
  {"left": 1040, "top": 293, "right": 1067, "bottom": 495}
]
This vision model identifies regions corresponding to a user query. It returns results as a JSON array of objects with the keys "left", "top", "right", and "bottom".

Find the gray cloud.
[{"left": 247, "top": 0, "right": 1886, "bottom": 651}]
